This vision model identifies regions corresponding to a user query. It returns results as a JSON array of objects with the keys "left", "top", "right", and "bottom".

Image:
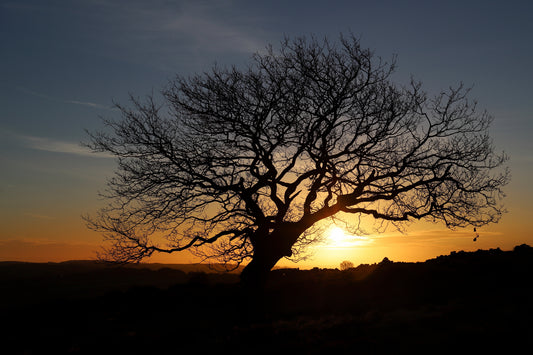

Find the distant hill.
[
  {"left": 0, "top": 260, "right": 243, "bottom": 309},
  {"left": 0, "top": 259, "right": 243, "bottom": 279}
]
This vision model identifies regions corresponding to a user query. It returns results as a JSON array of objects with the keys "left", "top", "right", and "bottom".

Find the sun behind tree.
[
  {"left": 85, "top": 34, "right": 509, "bottom": 285},
  {"left": 326, "top": 225, "right": 363, "bottom": 248},
  {"left": 328, "top": 226, "right": 349, "bottom": 245}
]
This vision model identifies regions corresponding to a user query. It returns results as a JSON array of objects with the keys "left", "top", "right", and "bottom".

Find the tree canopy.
[{"left": 86, "top": 34, "right": 508, "bottom": 282}]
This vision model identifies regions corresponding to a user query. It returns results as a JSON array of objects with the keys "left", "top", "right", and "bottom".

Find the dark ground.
[{"left": 2, "top": 245, "right": 533, "bottom": 354}]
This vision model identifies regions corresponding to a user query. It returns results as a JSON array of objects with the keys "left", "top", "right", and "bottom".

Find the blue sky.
[{"left": 1, "top": 0, "right": 532, "bottom": 264}]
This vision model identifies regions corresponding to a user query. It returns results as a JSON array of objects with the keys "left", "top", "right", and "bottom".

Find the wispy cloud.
[
  {"left": 161, "top": 10, "right": 265, "bottom": 54},
  {"left": 379, "top": 228, "right": 503, "bottom": 241},
  {"left": 323, "top": 235, "right": 375, "bottom": 249},
  {"left": 5, "top": 1, "right": 269, "bottom": 73},
  {"left": 0, "top": 239, "right": 98, "bottom": 262},
  {"left": 24, "top": 213, "right": 56, "bottom": 220},
  {"left": 19, "top": 134, "right": 113, "bottom": 158},
  {"left": 65, "top": 100, "right": 114, "bottom": 110},
  {"left": 17, "top": 87, "right": 115, "bottom": 110},
  {"left": 89, "top": 0, "right": 267, "bottom": 66}
]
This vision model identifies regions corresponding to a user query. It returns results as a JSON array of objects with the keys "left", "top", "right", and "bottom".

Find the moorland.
[{"left": 2, "top": 245, "right": 532, "bottom": 354}]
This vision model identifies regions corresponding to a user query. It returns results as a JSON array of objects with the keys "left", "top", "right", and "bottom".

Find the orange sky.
[
  {"left": 1, "top": 206, "right": 531, "bottom": 269},
  {"left": 1, "top": 161, "right": 531, "bottom": 267}
]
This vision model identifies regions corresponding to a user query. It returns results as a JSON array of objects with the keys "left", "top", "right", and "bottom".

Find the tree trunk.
[
  {"left": 239, "top": 254, "right": 280, "bottom": 288},
  {"left": 239, "top": 227, "right": 302, "bottom": 287}
]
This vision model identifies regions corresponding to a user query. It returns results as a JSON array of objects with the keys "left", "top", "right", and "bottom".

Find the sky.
[{"left": 1, "top": 0, "right": 532, "bottom": 268}]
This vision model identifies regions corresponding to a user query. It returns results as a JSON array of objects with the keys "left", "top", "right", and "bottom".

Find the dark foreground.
[{"left": 2, "top": 245, "right": 533, "bottom": 354}]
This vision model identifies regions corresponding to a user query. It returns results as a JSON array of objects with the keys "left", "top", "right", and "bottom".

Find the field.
[{"left": 2, "top": 245, "right": 533, "bottom": 354}]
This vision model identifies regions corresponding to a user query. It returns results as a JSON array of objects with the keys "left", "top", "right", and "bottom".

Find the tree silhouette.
[
  {"left": 85, "top": 34, "right": 508, "bottom": 285},
  {"left": 340, "top": 261, "right": 355, "bottom": 271}
]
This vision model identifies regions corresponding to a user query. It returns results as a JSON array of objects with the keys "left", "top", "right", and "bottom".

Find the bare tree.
[
  {"left": 340, "top": 261, "right": 355, "bottom": 271},
  {"left": 85, "top": 34, "right": 508, "bottom": 285}
]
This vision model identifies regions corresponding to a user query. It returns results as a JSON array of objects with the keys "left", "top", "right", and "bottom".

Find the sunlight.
[
  {"left": 328, "top": 226, "right": 349, "bottom": 244},
  {"left": 326, "top": 225, "right": 372, "bottom": 248}
]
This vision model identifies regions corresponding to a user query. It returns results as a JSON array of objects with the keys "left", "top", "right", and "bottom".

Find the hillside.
[{"left": 2, "top": 245, "right": 533, "bottom": 353}]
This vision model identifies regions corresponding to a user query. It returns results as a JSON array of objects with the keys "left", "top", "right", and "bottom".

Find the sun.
[
  {"left": 327, "top": 226, "right": 350, "bottom": 245},
  {"left": 324, "top": 225, "right": 372, "bottom": 248}
]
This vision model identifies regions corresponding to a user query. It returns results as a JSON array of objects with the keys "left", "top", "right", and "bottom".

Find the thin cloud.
[
  {"left": 19, "top": 134, "right": 113, "bottom": 158},
  {"left": 6, "top": 1, "right": 268, "bottom": 73},
  {"left": 98, "top": 1, "right": 267, "bottom": 55},
  {"left": 24, "top": 213, "right": 56, "bottom": 220},
  {"left": 17, "top": 87, "right": 115, "bottom": 110},
  {"left": 0, "top": 239, "right": 99, "bottom": 262},
  {"left": 65, "top": 100, "right": 115, "bottom": 110},
  {"left": 380, "top": 228, "right": 504, "bottom": 241},
  {"left": 162, "top": 12, "right": 264, "bottom": 54},
  {"left": 323, "top": 235, "right": 375, "bottom": 249}
]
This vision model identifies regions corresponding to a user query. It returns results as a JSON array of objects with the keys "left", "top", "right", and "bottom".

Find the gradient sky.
[{"left": 1, "top": 0, "right": 532, "bottom": 268}]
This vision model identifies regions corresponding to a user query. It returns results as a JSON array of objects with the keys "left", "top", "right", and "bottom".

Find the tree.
[
  {"left": 85, "top": 34, "right": 508, "bottom": 285},
  {"left": 340, "top": 261, "right": 355, "bottom": 271}
]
